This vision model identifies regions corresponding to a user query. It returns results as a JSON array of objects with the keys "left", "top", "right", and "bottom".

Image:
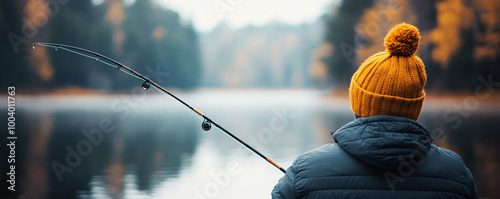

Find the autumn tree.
[
  {"left": 321, "top": 0, "right": 500, "bottom": 92},
  {"left": 323, "top": 0, "right": 375, "bottom": 90},
  {"left": 0, "top": 0, "right": 202, "bottom": 90}
]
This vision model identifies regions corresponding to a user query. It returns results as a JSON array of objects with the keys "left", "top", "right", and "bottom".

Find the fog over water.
[{"left": 1, "top": 89, "right": 499, "bottom": 198}]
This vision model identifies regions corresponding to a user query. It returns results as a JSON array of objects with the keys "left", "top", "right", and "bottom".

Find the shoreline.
[{"left": 2, "top": 87, "right": 500, "bottom": 103}]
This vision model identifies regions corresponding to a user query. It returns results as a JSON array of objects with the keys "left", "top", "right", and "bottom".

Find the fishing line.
[{"left": 32, "top": 42, "right": 286, "bottom": 174}]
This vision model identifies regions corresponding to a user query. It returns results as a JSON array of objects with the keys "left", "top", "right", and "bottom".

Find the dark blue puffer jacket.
[{"left": 272, "top": 115, "right": 478, "bottom": 199}]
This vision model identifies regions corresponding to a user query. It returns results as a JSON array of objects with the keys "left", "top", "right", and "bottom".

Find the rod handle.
[{"left": 267, "top": 158, "right": 286, "bottom": 173}]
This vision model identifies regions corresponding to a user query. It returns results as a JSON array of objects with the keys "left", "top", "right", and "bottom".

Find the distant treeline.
[
  {"left": 1, "top": 0, "right": 201, "bottom": 90},
  {"left": 317, "top": 0, "right": 500, "bottom": 92},
  {"left": 200, "top": 23, "right": 323, "bottom": 87}
]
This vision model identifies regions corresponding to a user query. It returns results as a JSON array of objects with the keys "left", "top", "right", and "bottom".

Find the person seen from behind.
[{"left": 272, "top": 23, "right": 479, "bottom": 199}]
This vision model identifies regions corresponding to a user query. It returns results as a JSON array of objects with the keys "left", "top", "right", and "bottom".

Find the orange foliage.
[
  {"left": 28, "top": 47, "right": 54, "bottom": 82},
  {"left": 152, "top": 26, "right": 167, "bottom": 41},
  {"left": 24, "top": 0, "right": 53, "bottom": 81},
  {"left": 356, "top": 0, "right": 416, "bottom": 63},
  {"left": 474, "top": 0, "right": 500, "bottom": 60},
  {"left": 429, "top": 0, "right": 473, "bottom": 68},
  {"left": 113, "top": 30, "right": 125, "bottom": 46}
]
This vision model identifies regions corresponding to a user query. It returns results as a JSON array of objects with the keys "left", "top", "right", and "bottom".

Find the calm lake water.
[{"left": 1, "top": 89, "right": 499, "bottom": 199}]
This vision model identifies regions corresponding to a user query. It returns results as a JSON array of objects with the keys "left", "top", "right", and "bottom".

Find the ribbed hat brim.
[{"left": 349, "top": 75, "right": 425, "bottom": 120}]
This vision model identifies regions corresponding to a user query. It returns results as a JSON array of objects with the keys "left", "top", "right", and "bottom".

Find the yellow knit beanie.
[{"left": 349, "top": 23, "right": 426, "bottom": 121}]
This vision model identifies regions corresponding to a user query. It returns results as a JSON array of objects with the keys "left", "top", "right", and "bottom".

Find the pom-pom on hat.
[
  {"left": 349, "top": 23, "right": 427, "bottom": 120},
  {"left": 384, "top": 23, "right": 420, "bottom": 56}
]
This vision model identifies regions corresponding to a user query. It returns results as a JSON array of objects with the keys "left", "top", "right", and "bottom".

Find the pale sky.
[{"left": 153, "top": 0, "right": 338, "bottom": 32}]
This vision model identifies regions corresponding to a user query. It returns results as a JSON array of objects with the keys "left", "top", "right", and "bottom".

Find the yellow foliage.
[
  {"left": 474, "top": 0, "right": 500, "bottom": 60},
  {"left": 429, "top": 0, "right": 473, "bottom": 68},
  {"left": 106, "top": 1, "right": 125, "bottom": 26},
  {"left": 310, "top": 42, "right": 333, "bottom": 81},
  {"left": 106, "top": 0, "right": 126, "bottom": 53}
]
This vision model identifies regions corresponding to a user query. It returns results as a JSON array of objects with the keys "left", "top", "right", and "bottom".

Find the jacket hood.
[{"left": 332, "top": 115, "right": 433, "bottom": 172}]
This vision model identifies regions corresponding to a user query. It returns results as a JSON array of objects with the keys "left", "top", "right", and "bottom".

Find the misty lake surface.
[{"left": 2, "top": 89, "right": 500, "bottom": 199}]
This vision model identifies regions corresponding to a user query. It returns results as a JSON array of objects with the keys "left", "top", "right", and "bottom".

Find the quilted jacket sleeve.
[
  {"left": 465, "top": 165, "right": 479, "bottom": 199},
  {"left": 271, "top": 163, "right": 298, "bottom": 199}
]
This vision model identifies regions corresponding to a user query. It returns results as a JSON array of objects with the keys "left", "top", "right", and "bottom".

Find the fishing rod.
[{"left": 32, "top": 42, "right": 286, "bottom": 174}]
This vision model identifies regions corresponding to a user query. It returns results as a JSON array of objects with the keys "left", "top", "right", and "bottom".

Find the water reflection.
[
  {"left": 46, "top": 110, "right": 199, "bottom": 199},
  {"left": 1, "top": 91, "right": 499, "bottom": 198}
]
